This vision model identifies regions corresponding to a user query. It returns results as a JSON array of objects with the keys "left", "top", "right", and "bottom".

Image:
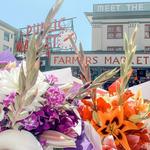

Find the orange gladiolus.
[
  {"left": 111, "top": 90, "right": 134, "bottom": 109},
  {"left": 108, "top": 70, "right": 133, "bottom": 95},
  {"left": 96, "top": 97, "right": 111, "bottom": 112},
  {"left": 108, "top": 78, "right": 122, "bottom": 95},
  {"left": 123, "top": 101, "right": 136, "bottom": 119},
  {"left": 122, "top": 90, "right": 134, "bottom": 102},
  {"left": 79, "top": 97, "right": 111, "bottom": 121},
  {"left": 97, "top": 106, "right": 138, "bottom": 150},
  {"left": 78, "top": 104, "right": 92, "bottom": 121}
]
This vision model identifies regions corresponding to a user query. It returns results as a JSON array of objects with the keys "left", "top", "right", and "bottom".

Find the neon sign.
[{"left": 16, "top": 18, "right": 76, "bottom": 52}]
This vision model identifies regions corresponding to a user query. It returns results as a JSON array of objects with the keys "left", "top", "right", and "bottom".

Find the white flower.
[
  {"left": 0, "top": 67, "right": 20, "bottom": 100},
  {"left": 0, "top": 61, "right": 49, "bottom": 110},
  {"left": 0, "top": 129, "right": 43, "bottom": 150}
]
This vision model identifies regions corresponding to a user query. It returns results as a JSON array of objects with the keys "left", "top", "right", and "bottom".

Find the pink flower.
[
  {"left": 102, "top": 136, "right": 117, "bottom": 150},
  {"left": 46, "top": 74, "right": 58, "bottom": 85},
  {"left": 3, "top": 92, "right": 16, "bottom": 107}
]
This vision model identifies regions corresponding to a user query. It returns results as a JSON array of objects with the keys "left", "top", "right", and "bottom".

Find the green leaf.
[
  {"left": 130, "top": 25, "right": 138, "bottom": 45},
  {"left": 7, "top": 111, "right": 14, "bottom": 123},
  {"left": 18, "top": 64, "right": 26, "bottom": 94},
  {"left": 93, "top": 68, "right": 118, "bottom": 84},
  {"left": 92, "top": 111, "right": 101, "bottom": 126},
  {"left": 24, "top": 90, "right": 37, "bottom": 106},
  {"left": 129, "top": 114, "right": 142, "bottom": 123},
  {"left": 124, "top": 33, "right": 129, "bottom": 54},
  {"left": 25, "top": 61, "right": 39, "bottom": 90},
  {"left": 16, "top": 111, "right": 30, "bottom": 121}
]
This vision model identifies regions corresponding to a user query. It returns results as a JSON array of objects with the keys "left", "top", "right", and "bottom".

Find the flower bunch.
[
  {"left": 0, "top": 1, "right": 81, "bottom": 149},
  {"left": 77, "top": 27, "right": 150, "bottom": 150},
  {"left": 0, "top": 65, "right": 79, "bottom": 147}
]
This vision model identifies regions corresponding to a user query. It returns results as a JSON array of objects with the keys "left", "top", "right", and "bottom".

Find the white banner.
[{"left": 50, "top": 53, "right": 150, "bottom": 67}]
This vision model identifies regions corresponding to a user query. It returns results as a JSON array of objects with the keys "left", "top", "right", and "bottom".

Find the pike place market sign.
[
  {"left": 50, "top": 54, "right": 150, "bottom": 67},
  {"left": 93, "top": 2, "right": 150, "bottom": 12}
]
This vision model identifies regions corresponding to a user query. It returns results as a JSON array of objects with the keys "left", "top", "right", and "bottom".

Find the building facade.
[
  {"left": 85, "top": 2, "right": 150, "bottom": 51},
  {"left": 83, "top": 2, "right": 150, "bottom": 88},
  {"left": 0, "top": 20, "right": 17, "bottom": 52}
]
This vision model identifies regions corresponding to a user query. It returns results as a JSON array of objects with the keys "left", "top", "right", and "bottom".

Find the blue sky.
[{"left": 0, "top": 0, "right": 150, "bottom": 50}]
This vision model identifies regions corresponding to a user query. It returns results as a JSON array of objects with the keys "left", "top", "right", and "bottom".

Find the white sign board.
[{"left": 50, "top": 54, "right": 150, "bottom": 67}]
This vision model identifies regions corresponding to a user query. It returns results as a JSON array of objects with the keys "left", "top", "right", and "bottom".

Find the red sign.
[{"left": 16, "top": 18, "right": 65, "bottom": 52}]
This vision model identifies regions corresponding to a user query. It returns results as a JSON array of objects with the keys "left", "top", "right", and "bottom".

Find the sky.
[{"left": 0, "top": 0, "right": 150, "bottom": 50}]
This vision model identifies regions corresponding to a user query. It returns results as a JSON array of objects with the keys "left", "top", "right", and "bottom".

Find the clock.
[{"left": 57, "top": 29, "right": 76, "bottom": 49}]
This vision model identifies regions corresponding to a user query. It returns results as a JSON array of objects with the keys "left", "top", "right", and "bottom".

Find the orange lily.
[
  {"left": 123, "top": 101, "right": 136, "bottom": 119},
  {"left": 96, "top": 97, "right": 111, "bottom": 112},
  {"left": 123, "top": 89, "right": 149, "bottom": 119},
  {"left": 97, "top": 106, "right": 138, "bottom": 150},
  {"left": 111, "top": 90, "right": 134, "bottom": 109},
  {"left": 78, "top": 97, "right": 111, "bottom": 121},
  {"left": 134, "top": 89, "right": 149, "bottom": 113}
]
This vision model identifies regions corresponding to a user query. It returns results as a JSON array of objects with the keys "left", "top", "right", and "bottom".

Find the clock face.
[{"left": 57, "top": 29, "right": 76, "bottom": 49}]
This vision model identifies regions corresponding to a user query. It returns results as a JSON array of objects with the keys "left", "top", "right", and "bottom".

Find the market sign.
[
  {"left": 93, "top": 2, "right": 150, "bottom": 13},
  {"left": 50, "top": 53, "right": 150, "bottom": 67},
  {"left": 16, "top": 18, "right": 76, "bottom": 52}
]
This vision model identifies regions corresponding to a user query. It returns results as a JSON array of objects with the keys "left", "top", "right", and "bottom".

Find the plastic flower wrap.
[
  {"left": 68, "top": 28, "right": 150, "bottom": 150},
  {"left": 0, "top": 0, "right": 81, "bottom": 149}
]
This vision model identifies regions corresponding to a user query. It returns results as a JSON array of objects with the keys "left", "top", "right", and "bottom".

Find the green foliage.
[{"left": 118, "top": 26, "right": 137, "bottom": 105}]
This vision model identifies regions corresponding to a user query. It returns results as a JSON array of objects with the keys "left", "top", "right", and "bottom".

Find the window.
[
  {"left": 107, "top": 25, "right": 123, "bottom": 39},
  {"left": 4, "top": 31, "right": 10, "bottom": 41},
  {"left": 3, "top": 45, "right": 9, "bottom": 51},
  {"left": 40, "top": 60, "right": 46, "bottom": 66},
  {"left": 145, "top": 24, "right": 150, "bottom": 38},
  {"left": 137, "top": 70, "right": 146, "bottom": 77},
  {"left": 145, "top": 46, "right": 150, "bottom": 51},
  {"left": 107, "top": 46, "right": 123, "bottom": 51},
  {"left": 11, "top": 34, "right": 13, "bottom": 39}
]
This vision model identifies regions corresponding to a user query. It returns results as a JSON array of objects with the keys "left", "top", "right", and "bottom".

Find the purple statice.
[
  {"left": 21, "top": 113, "right": 39, "bottom": 131},
  {"left": 57, "top": 110, "right": 79, "bottom": 137},
  {"left": 46, "top": 74, "right": 58, "bottom": 85},
  {"left": 45, "top": 86, "right": 65, "bottom": 107},
  {"left": 21, "top": 106, "right": 79, "bottom": 138},
  {"left": 22, "top": 106, "right": 59, "bottom": 135},
  {"left": 3, "top": 92, "right": 16, "bottom": 107}
]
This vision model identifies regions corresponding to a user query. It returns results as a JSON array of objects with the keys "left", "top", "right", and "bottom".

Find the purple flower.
[
  {"left": 46, "top": 74, "right": 58, "bottom": 85},
  {"left": 39, "top": 138, "right": 48, "bottom": 148},
  {"left": 21, "top": 106, "right": 79, "bottom": 139},
  {"left": 3, "top": 92, "right": 16, "bottom": 107},
  {"left": 57, "top": 110, "right": 79, "bottom": 137},
  {"left": 22, "top": 114, "right": 39, "bottom": 131},
  {"left": 45, "top": 87, "right": 65, "bottom": 106}
]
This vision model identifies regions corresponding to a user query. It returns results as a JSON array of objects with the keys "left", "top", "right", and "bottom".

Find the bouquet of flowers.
[
  {"left": 0, "top": 0, "right": 81, "bottom": 150},
  {"left": 76, "top": 27, "right": 150, "bottom": 150}
]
